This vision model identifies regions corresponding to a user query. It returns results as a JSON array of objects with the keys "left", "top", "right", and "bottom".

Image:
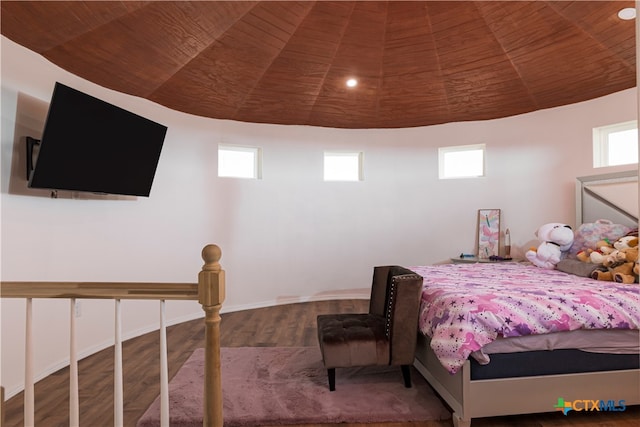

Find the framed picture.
[{"left": 477, "top": 209, "right": 500, "bottom": 258}]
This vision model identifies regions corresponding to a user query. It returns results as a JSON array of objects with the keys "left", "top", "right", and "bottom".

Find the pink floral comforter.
[{"left": 410, "top": 263, "right": 640, "bottom": 374}]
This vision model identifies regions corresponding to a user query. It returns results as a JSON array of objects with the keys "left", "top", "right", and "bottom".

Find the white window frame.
[
  {"left": 593, "top": 121, "right": 638, "bottom": 168},
  {"left": 218, "top": 144, "right": 262, "bottom": 179},
  {"left": 438, "top": 144, "right": 485, "bottom": 179},
  {"left": 323, "top": 151, "right": 363, "bottom": 182}
]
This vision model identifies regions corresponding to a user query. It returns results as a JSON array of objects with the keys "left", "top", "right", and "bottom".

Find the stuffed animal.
[
  {"left": 614, "top": 247, "right": 639, "bottom": 283},
  {"left": 576, "top": 250, "right": 591, "bottom": 262},
  {"left": 589, "top": 243, "right": 615, "bottom": 264},
  {"left": 613, "top": 235, "right": 639, "bottom": 251},
  {"left": 574, "top": 233, "right": 637, "bottom": 265},
  {"left": 591, "top": 246, "right": 638, "bottom": 283},
  {"left": 590, "top": 233, "right": 638, "bottom": 283},
  {"left": 576, "top": 239, "right": 613, "bottom": 264},
  {"left": 632, "top": 261, "right": 640, "bottom": 283},
  {"left": 525, "top": 223, "right": 574, "bottom": 269},
  {"left": 624, "top": 230, "right": 640, "bottom": 284},
  {"left": 612, "top": 235, "right": 638, "bottom": 283}
]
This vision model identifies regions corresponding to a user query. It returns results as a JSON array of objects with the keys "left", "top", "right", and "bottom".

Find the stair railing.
[{"left": 1, "top": 243, "right": 225, "bottom": 427}]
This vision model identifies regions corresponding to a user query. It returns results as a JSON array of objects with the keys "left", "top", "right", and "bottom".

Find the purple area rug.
[{"left": 137, "top": 346, "right": 451, "bottom": 426}]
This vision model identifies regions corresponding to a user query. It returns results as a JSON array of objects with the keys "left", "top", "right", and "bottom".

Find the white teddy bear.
[{"left": 525, "top": 223, "right": 574, "bottom": 269}]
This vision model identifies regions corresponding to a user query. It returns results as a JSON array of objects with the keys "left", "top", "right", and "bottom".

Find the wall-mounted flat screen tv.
[{"left": 28, "top": 82, "right": 167, "bottom": 197}]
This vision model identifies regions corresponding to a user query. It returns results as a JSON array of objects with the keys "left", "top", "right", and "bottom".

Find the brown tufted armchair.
[{"left": 316, "top": 265, "right": 424, "bottom": 391}]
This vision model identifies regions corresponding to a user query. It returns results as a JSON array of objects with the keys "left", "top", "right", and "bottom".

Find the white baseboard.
[{"left": 221, "top": 288, "right": 370, "bottom": 314}]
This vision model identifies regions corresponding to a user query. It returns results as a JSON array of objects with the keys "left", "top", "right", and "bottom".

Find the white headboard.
[{"left": 576, "top": 170, "right": 638, "bottom": 228}]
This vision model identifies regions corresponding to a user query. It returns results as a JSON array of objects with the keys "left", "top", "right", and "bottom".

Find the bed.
[{"left": 410, "top": 171, "right": 640, "bottom": 427}]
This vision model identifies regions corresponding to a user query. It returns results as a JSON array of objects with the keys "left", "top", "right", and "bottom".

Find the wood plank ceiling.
[{"left": 1, "top": 1, "right": 636, "bottom": 129}]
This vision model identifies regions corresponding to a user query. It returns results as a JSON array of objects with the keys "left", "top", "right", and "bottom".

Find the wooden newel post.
[{"left": 198, "top": 244, "right": 225, "bottom": 427}]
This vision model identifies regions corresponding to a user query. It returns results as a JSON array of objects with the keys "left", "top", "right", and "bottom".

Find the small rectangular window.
[
  {"left": 218, "top": 145, "right": 262, "bottom": 179},
  {"left": 324, "top": 151, "right": 363, "bottom": 181},
  {"left": 593, "top": 121, "right": 638, "bottom": 168},
  {"left": 439, "top": 144, "right": 485, "bottom": 179}
]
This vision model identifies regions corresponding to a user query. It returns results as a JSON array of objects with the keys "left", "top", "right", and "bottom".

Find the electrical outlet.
[{"left": 75, "top": 300, "right": 82, "bottom": 317}]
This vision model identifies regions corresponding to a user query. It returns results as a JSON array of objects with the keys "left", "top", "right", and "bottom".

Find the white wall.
[{"left": 1, "top": 36, "right": 637, "bottom": 397}]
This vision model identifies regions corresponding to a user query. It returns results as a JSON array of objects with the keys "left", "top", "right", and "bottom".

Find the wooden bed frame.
[{"left": 412, "top": 170, "right": 640, "bottom": 427}]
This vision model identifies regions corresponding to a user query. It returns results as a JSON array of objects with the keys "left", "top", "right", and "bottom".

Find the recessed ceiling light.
[
  {"left": 618, "top": 7, "right": 636, "bottom": 20},
  {"left": 346, "top": 78, "right": 358, "bottom": 88}
]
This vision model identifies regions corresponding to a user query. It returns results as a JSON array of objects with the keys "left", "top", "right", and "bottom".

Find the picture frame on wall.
[{"left": 477, "top": 209, "right": 501, "bottom": 259}]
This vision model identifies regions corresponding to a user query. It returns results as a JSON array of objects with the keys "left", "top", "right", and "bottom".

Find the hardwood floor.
[{"left": 2, "top": 300, "right": 638, "bottom": 427}]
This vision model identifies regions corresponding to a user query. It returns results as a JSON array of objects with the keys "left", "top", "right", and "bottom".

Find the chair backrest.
[
  {"left": 369, "top": 266, "right": 424, "bottom": 365},
  {"left": 369, "top": 265, "right": 392, "bottom": 316}
]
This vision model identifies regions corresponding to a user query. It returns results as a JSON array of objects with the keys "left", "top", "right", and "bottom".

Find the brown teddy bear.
[
  {"left": 613, "top": 247, "right": 639, "bottom": 284},
  {"left": 591, "top": 246, "right": 638, "bottom": 283}
]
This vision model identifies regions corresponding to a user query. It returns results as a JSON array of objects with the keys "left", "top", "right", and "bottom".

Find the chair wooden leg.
[
  {"left": 328, "top": 368, "right": 336, "bottom": 391},
  {"left": 401, "top": 365, "right": 411, "bottom": 388}
]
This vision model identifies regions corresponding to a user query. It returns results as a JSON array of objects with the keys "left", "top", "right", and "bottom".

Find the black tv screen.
[{"left": 28, "top": 82, "right": 167, "bottom": 197}]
